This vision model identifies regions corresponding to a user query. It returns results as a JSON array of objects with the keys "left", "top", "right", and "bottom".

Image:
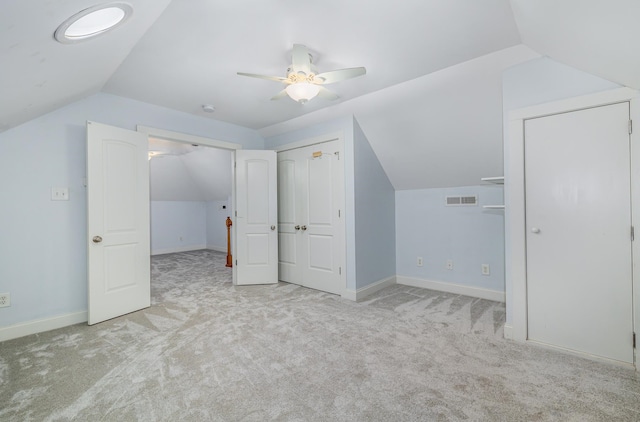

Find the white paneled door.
[
  {"left": 525, "top": 102, "right": 634, "bottom": 363},
  {"left": 235, "top": 150, "right": 278, "bottom": 285},
  {"left": 278, "top": 140, "right": 344, "bottom": 295},
  {"left": 87, "top": 121, "right": 150, "bottom": 325}
]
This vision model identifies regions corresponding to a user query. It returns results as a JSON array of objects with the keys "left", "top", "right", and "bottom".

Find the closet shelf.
[{"left": 480, "top": 176, "right": 504, "bottom": 184}]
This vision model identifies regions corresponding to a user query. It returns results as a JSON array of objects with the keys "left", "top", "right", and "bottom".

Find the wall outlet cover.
[
  {"left": 51, "top": 187, "right": 69, "bottom": 201},
  {"left": 481, "top": 264, "right": 490, "bottom": 275},
  {"left": 0, "top": 293, "right": 10, "bottom": 308},
  {"left": 417, "top": 257, "right": 423, "bottom": 267},
  {"left": 446, "top": 260, "right": 453, "bottom": 270}
]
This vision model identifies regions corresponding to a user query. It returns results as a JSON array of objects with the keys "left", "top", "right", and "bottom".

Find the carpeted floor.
[{"left": 1, "top": 250, "right": 639, "bottom": 421}]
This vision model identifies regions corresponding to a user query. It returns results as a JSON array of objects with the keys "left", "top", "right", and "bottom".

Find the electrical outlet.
[
  {"left": 51, "top": 187, "right": 69, "bottom": 201},
  {"left": 0, "top": 293, "right": 10, "bottom": 308},
  {"left": 481, "top": 264, "right": 490, "bottom": 276},
  {"left": 417, "top": 257, "right": 423, "bottom": 267},
  {"left": 446, "top": 260, "right": 453, "bottom": 270}
]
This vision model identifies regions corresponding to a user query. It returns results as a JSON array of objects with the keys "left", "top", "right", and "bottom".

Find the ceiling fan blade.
[
  {"left": 237, "top": 72, "right": 287, "bottom": 83},
  {"left": 316, "top": 86, "right": 339, "bottom": 101},
  {"left": 270, "top": 89, "right": 289, "bottom": 101},
  {"left": 292, "top": 44, "right": 311, "bottom": 75},
  {"left": 314, "top": 67, "right": 366, "bottom": 84}
]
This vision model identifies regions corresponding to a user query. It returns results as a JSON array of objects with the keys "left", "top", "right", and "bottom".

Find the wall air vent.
[{"left": 445, "top": 195, "right": 477, "bottom": 206}]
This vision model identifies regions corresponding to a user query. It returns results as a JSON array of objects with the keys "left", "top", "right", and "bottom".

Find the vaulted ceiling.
[{"left": 2, "top": 0, "right": 638, "bottom": 191}]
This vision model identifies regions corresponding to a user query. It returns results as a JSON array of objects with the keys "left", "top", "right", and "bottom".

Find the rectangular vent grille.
[{"left": 445, "top": 195, "right": 477, "bottom": 206}]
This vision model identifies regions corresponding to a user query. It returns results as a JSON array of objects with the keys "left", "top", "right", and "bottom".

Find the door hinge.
[
  {"left": 629, "top": 120, "right": 633, "bottom": 135},
  {"left": 634, "top": 332, "right": 636, "bottom": 348},
  {"left": 338, "top": 209, "right": 341, "bottom": 218},
  {"left": 235, "top": 259, "right": 238, "bottom": 266},
  {"left": 339, "top": 266, "right": 342, "bottom": 275},
  {"left": 235, "top": 211, "right": 237, "bottom": 217},
  {"left": 632, "top": 226, "right": 635, "bottom": 241}
]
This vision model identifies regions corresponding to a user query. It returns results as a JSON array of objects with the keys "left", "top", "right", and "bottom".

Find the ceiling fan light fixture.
[
  {"left": 285, "top": 83, "right": 320, "bottom": 103},
  {"left": 55, "top": 3, "right": 133, "bottom": 44}
]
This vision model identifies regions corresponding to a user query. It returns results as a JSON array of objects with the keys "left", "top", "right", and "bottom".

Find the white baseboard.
[
  {"left": 503, "top": 323, "right": 513, "bottom": 339},
  {"left": 151, "top": 244, "right": 207, "bottom": 256},
  {"left": 342, "top": 276, "right": 396, "bottom": 302},
  {"left": 207, "top": 246, "right": 226, "bottom": 253},
  {"left": 396, "top": 275, "right": 505, "bottom": 302},
  {"left": 0, "top": 311, "right": 88, "bottom": 342}
]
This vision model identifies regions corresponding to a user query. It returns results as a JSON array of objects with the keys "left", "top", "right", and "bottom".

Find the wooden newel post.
[{"left": 225, "top": 216, "right": 233, "bottom": 267}]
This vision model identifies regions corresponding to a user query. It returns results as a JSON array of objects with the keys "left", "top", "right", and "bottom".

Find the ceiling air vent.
[{"left": 445, "top": 195, "right": 477, "bottom": 206}]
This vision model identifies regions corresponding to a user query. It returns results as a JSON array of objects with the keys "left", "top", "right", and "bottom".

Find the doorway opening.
[
  {"left": 138, "top": 125, "right": 242, "bottom": 287},
  {"left": 148, "top": 137, "right": 233, "bottom": 259}
]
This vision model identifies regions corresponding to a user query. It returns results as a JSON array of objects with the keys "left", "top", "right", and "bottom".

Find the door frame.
[
  {"left": 136, "top": 125, "right": 242, "bottom": 284},
  {"left": 505, "top": 87, "right": 639, "bottom": 366}
]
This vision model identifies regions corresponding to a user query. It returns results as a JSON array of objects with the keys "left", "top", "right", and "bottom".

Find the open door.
[
  {"left": 87, "top": 121, "right": 150, "bottom": 325},
  {"left": 235, "top": 150, "right": 278, "bottom": 285}
]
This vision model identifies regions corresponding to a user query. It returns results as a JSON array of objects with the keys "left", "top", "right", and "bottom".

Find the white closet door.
[
  {"left": 525, "top": 102, "right": 634, "bottom": 363},
  {"left": 302, "top": 141, "right": 344, "bottom": 295},
  {"left": 277, "top": 151, "right": 302, "bottom": 284},
  {"left": 277, "top": 140, "right": 344, "bottom": 295},
  {"left": 235, "top": 150, "right": 278, "bottom": 285}
]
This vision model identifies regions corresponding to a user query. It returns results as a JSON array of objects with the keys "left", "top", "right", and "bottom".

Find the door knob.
[
  {"left": 294, "top": 225, "right": 301, "bottom": 230},
  {"left": 531, "top": 228, "right": 540, "bottom": 234},
  {"left": 301, "top": 225, "right": 307, "bottom": 231},
  {"left": 271, "top": 225, "right": 276, "bottom": 231},
  {"left": 92, "top": 235, "right": 103, "bottom": 243}
]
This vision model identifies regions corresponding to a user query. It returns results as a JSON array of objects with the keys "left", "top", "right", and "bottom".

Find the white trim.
[
  {"left": 273, "top": 131, "right": 343, "bottom": 152},
  {"left": 396, "top": 276, "right": 505, "bottom": 302},
  {"left": 503, "top": 323, "right": 513, "bottom": 340},
  {"left": 206, "top": 245, "right": 226, "bottom": 253},
  {"left": 509, "top": 87, "right": 637, "bottom": 121},
  {"left": 0, "top": 311, "right": 87, "bottom": 342},
  {"left": 341, "top": 276, "right": 396, "bottom": 302},
  {"left": 507, "top": 87, "right": 639, "bottom": 344},
  {"left": 151, "top": 245, "right": 207, "bottom": 256},
  {"left": 527, "top": 339, "right": 635, "bottom": 369},
  {"left": 136, "top": 125, "right": 243, "bottom": 150}
]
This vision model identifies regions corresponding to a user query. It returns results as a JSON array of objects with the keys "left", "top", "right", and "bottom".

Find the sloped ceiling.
[
  {"left": 2, "top": 0, "right": 638, "bottom": 191},
  {"left": 0, "top": 0, "right": 172, "bottom": 132},
  {"left": 103, "top": 0, "right": 521, "bottom": 129},
  {"left": 149, "top": 139, "right": 232, "bottom": 201},
  {"left": 510, "top": 0, "right": 640, "bottom": 90}
]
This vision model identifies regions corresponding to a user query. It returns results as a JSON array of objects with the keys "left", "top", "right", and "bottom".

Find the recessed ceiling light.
[
  {"left": 202, "top": 104, "right": 215, "bottom": 113},
  {"left": 54, "top": 3, "right": 133, "bottom": 44}
]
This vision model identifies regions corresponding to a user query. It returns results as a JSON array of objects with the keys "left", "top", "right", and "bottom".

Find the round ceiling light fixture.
[{"left": 54, "top": 3, "right": 133, "bottom": 44}]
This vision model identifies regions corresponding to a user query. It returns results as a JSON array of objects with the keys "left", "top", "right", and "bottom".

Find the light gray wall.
[
  {"left": 151, "top": 201, "right": 207, "bottom": 255},
  {"left": 353, "top": 119, "right": 396, "bottom": 288},
  {"left": 396, "top": 186, "right": 504, "bottom": 292},
  {"left": 502, "top": 57, "right": 620, "bottom": 324},
  {"left": 206, "top": 200, "right": 230, "bottom": 251},
  {"left": 0, "top": 93, "right": 264, "bottom": 328}
]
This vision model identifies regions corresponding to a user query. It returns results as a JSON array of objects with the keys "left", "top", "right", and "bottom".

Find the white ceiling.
[{"left": 3, "top": 0, "right": 639, "bottom": 190}]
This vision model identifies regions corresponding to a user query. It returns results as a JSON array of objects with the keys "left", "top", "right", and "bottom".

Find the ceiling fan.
[{"left": 237, "top": 44, "right": 366, "bottom": 104}]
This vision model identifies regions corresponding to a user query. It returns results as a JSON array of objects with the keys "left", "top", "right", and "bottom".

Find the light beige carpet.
[{"left": 1, "top": 250, "right": 639, "bottom": 421}]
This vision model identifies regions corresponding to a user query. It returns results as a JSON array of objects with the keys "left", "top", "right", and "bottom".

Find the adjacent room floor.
[{"left": 1, "top": 250, "right": 639, "bottom": 421}]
